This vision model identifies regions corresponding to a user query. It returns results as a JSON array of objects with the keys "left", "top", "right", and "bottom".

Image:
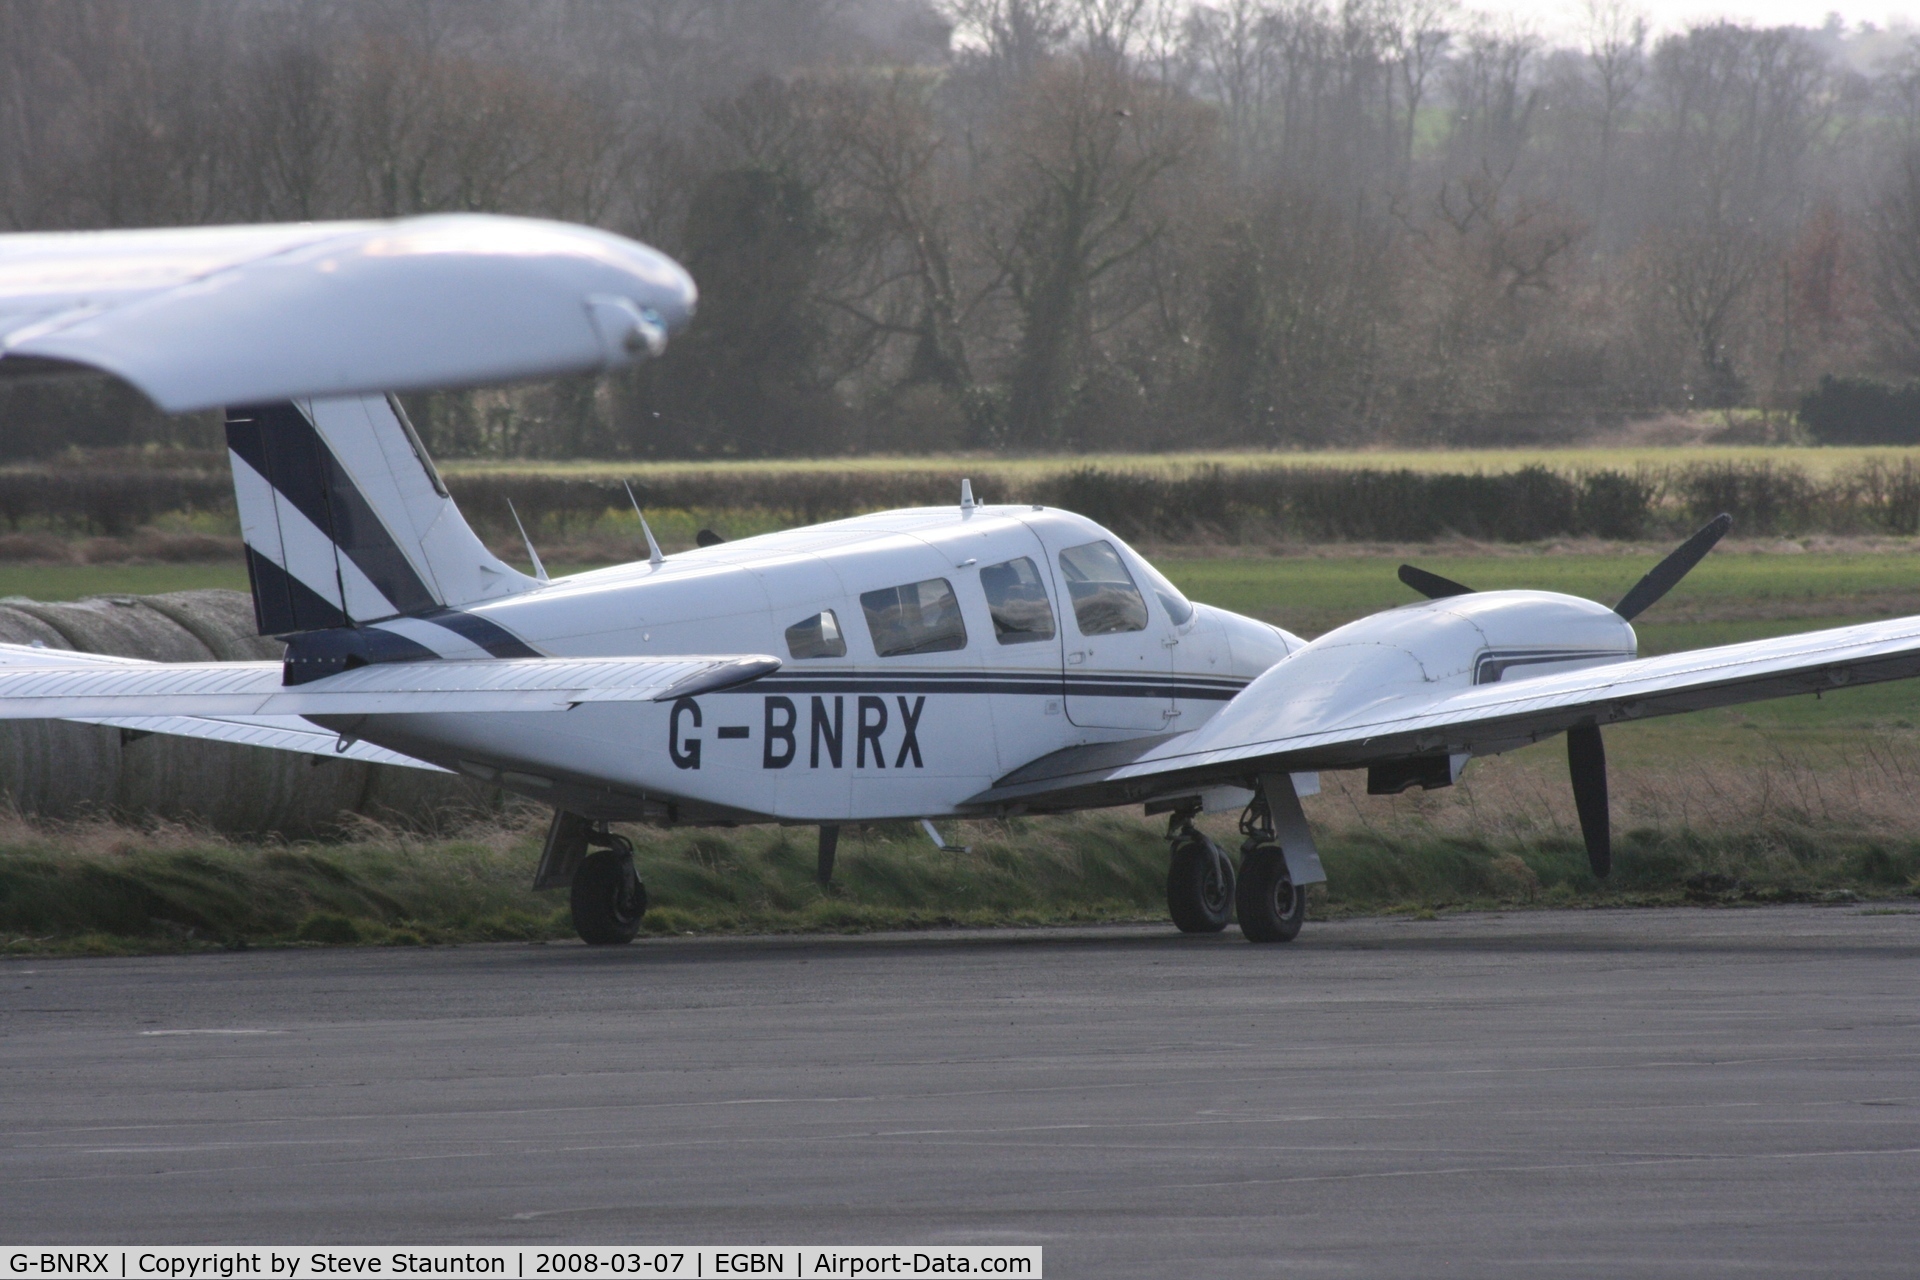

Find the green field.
[
  {"left": 14, "top": 547, "right": 1910, "bottom": 646},
  {"left": 1162, "top": 549, "right": 1920, "bottom": 640},
  {"left": 0, "top": 564, "right": 250, "bottom": 600}
]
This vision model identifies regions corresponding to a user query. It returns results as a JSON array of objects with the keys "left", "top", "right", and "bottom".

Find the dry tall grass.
[{"left": 3, "top": 742, "right": 1916, "bottom": 954}]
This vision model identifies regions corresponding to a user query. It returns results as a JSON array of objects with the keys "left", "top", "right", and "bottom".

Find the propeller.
[
  {"left": 1612, "top": 513, "right": 1732, "bottom": 621},
  {"left": 1397, "top": 564, "right": 1475, "bottom": 599},
  {"left": 1566, "top": 723, "right": 1609, "bottom": 878},
  {"left": 1392, "top": 516, "right": 1734, "bottom": 882},
  {"left": 1398, "top": 513, "right": 1734, "bottom": 615}
]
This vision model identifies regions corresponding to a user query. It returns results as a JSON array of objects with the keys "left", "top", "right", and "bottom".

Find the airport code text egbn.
[{"left": 6, "top": 1251, "right": 1039, "bottom": 1279}]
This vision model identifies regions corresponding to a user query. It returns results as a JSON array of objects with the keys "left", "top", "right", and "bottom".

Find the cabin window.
[
  {"left": 979, "top": 556, "right": 1056, "bottom": 645},
  {"left": 1058, "top": 540, "right": 1148, "bottom": 635},
  {"left": 785, "top": 610, "right": 847, "bottom": 659},
  {"left": 861, "top": 578, "right": 968, "bottom": 657},
  {"left": 1134, "top": 557, "right": 1194, "bottom": 626}
]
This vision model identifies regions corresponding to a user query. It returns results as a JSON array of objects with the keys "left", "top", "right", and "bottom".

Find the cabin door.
[{"left": 1029, "top": 528, "right": 1176, "bottom": 732}]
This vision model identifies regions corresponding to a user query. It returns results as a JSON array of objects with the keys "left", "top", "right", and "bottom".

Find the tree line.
[{"left": 5, "top": 0, "right": 1920, "bottom": 459}]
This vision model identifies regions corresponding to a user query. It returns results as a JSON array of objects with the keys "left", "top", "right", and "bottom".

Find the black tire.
[
  {"left": 571, "top": 846, "right": 647, "bottom": 945},
  {"left": 1236, "top": 846, "right": 1305, "bottom": 943},
  {"left": 1167, "top": 832, "right": 1235, "bottom": 933}
]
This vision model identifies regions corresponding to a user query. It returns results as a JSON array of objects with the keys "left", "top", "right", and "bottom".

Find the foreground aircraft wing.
[
  {"left": 0, "top": 214, "right": 695, "bottom": 411},
  {"left": 973, "top": 614, "right": 1920, "bottom": 812},
  {"left": 0, "top": 644, "right": 779, "bottom": 721}
]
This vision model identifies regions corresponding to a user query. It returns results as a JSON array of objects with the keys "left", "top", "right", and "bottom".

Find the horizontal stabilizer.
[
  {"left": 0, "top": 644, "right": 778, "bottom": 720},
  {"left": 68, "top": 714, "right": 446, "bottom": 770},
  {"left": 0, "top": 646, "right": 441, "bottom": 765}
]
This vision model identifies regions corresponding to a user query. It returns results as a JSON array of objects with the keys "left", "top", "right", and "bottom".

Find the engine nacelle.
[{"left": 1189, "top": 591, "right": 1636, "bottom": 751}]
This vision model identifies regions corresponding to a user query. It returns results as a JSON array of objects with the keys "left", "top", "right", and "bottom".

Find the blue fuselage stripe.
[
  {"left": 415, "top": 608, "right": 543, "bottom": 658},
  {"left": 744, "top": 672, "right": 1248, "bottom": 700}
]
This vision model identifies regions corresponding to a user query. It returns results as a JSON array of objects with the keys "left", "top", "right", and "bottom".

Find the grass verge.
[{"left": 3, "top": 794, "right": 1915, "bottom": 956}]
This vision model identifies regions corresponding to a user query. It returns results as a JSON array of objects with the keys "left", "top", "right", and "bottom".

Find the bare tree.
[
  {"left": 1659, "top": 218, "right": 1764, "bottom": 407},
  {"left": 977, "top": 54, "right": 1206, "bottom": 445},
  {"left": 1386, "top": 0, "right": 1454, "bottom": 177},
  {"left": 0, "top": 0, "right": 1906, "bottom": 457},
  {"left": 1583, "top": 0, "right": 1645, "bottom": 233},
  {"left": 242, "top": 24, "right": 345, "bottom": 221},
  {"left": 947, "top": 0, "right": 1072, "bottom": 81},
  {"left": 1185, "top": 0, "right": 1274, "bottom": 180},
  {"left": 826, "top": 72, "right": 978, "bottom": 395},
  {"left": 1444, "top": 18, "right": 1539, "bottom": 178},
  {"left": 1871, "top": 144, "right": 1920, "bottom": 374}
]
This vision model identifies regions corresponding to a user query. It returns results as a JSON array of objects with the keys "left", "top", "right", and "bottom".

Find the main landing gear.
[
  {"left": 1164, "top": 779, "right": 1317, "bottom": 943},
  {"left": 537, "top": 810, "right": 649, "bottom": 945},
  {"left": 1234, "top": 844, "right": 1305, "bottom": 943},
  {"left": 1233, "top": 787, "right": 1306, "bottom": 944},
  {"left": 1166, "top": 819, "right": 1235, "bottom": 933},
  {"left": 571, "top": 834, "right": 648, "bottom": 945}
]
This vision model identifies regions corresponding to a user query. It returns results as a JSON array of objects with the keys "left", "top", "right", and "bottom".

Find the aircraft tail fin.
[{"left": 224, "top": 395, "right": 538, "bottom": 636}]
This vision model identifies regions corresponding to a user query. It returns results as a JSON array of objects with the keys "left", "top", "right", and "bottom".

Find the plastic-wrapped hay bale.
[
  {"left": 0, "top": 603, "right": 119, "bottom": 820},
  {"left": 0, "top": 589, "right": 499, "bottom": 834}
]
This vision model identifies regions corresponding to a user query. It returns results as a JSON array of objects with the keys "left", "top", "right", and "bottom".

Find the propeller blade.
[
  {"left": 1398, "top": 564, "right": 1475, "bottom": 600},
  {"left": 1566, "top": 723, "right": 1610, "bottom": 879},
  {"left": 1613, "top": 513, "right": 1732, "bottom": 621}
]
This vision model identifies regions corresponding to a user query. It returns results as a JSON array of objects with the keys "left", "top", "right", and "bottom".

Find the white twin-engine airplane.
[{"left": 1, "top": 215, "right": 1917, "bottom": 946}]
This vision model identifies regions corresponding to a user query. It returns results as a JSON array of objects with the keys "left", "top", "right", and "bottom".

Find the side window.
[
  {"left": 1135, "top": 557, "right": 1194, "bottom": 626},
  {"left": 979, "top": 556, "right": 1056, "bottom": 645},
  {"left": 1058, "top": 540, "right": 1149, "bottom": 635},
  {"left": 784, "top": 610, "right": 846, "bottom": 659},
  {"left": 861, "top": 578, "right": 968, "bottom": 657}
]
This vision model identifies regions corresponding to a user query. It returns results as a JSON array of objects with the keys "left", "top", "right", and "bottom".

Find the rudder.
[{"left": 225, "top": 395, "right": 536, "bottom": 636}]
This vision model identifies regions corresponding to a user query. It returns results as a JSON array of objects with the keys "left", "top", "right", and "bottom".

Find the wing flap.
[{"left": 972, "top": 615, "right": 1920, "bottom": 811}]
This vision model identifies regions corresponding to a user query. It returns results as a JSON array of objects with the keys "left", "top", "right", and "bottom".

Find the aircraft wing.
[
  {"left": 972, "top": 614, "right": 1920, "bottom": 813},
  {"left": 0, "top": 214, "right": 696, "bottom": 412},
  {"left": 0, "top": 644, "right": 779, "bottom": 720},
  {"left": 67, "top": 713, "right": 448, "bottom": 771}
]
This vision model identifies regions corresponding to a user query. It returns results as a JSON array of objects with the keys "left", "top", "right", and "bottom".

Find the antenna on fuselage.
[
  {"left": 960, "top": 478, "right": 975, "bottom": 515},
  {"left": 624, "top": 481, "right": 665, "bottom": 568},
  {"left": 505, "top": 499, "right": 548, "bottom": 583}
]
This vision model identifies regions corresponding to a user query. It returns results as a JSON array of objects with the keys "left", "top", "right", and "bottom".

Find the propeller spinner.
[{"left": 1396, "top": 514, "right": 1734, "bottom": 879}]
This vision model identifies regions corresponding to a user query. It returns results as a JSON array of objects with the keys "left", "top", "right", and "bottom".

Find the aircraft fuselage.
[
  {"left": 335, "top": 502, "right": 1640, "bottom": 827},
  {"left": 338, "top": 504, "right": 1293, "bottom": 823}
]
